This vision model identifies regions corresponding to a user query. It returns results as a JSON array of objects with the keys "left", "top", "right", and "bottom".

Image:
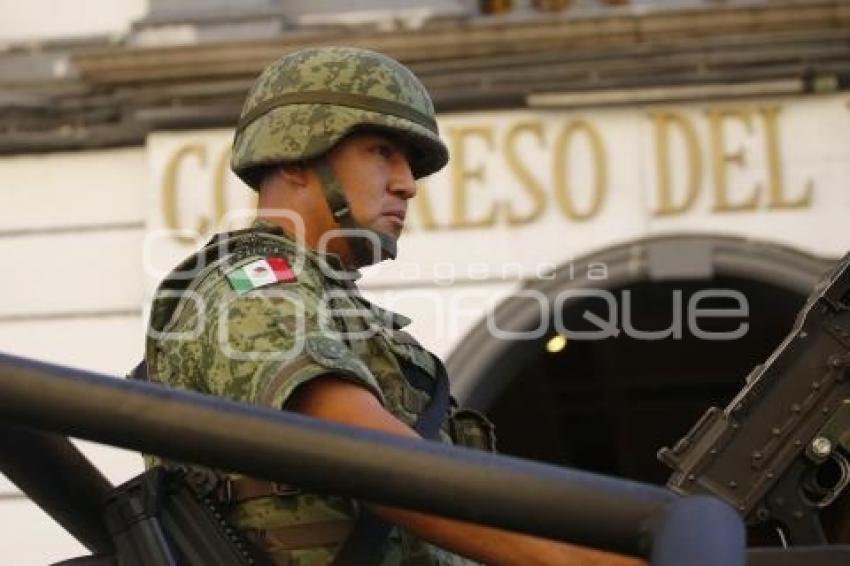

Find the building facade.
[{"left": 1, "top": 0, "right": 849, "bottom": 563}]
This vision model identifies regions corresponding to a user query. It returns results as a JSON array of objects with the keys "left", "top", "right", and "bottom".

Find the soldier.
[{"left": 146, "top": 46, "right": 646, "bottom": 565}]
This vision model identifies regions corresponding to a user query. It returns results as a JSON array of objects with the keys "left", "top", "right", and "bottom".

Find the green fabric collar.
[{"left": 249, "top": 217, "right": 361, "bottom": 283}]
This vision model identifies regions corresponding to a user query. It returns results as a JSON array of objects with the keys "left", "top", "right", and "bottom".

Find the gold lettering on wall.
[
  {"left": 154, "top": 103, "right": 827, "bottom": 239},
  {"left": 650, "top": 111, "right": 702, "bottom": 216},
  {"left": 504, "top": 120, "right": 547, "bottom": 226},
  {"left": 161, "top": 143, "right": 209, "bottom": 243},
  {"left": 552, "top": 120, "right": 607, "bottom": 221},
  {"left": 759, "top": 106, "right": 813, "bottom": 209},
  {"left": 448, "top": 126, "right": 500, "bottom": 229},
  {"left": 707, "top": 108, "right": 760, "bottom": 213}
]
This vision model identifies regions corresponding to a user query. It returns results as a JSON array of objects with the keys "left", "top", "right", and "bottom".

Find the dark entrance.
[{"left": 447, "top": 235, "right": 832, "bottom": 485}]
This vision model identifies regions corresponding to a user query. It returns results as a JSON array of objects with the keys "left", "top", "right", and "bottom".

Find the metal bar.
[
  {"left": 0, "top": 351, "right": 744, "bottom": 561},
  {"left": 651, "top": 496, "right": 745, "bottom": 566},
  {"left": 0, "top": 425, "right": 115, "bottom": 554}
]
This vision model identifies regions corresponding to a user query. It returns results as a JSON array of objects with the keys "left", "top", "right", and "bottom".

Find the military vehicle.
[{"left": 3, "top": 260, "right": 850, "bottom": 565}]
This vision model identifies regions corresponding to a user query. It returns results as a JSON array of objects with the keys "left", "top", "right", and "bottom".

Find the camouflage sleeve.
[{"left": 202, "top": 267, "right": 386, "bottom": 410}]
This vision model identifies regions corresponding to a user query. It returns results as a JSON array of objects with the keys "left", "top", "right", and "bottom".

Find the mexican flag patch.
[{"left": 226, "top": 257, "right": 296, "bottom": 294}]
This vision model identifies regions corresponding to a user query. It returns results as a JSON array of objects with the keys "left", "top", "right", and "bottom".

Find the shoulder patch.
[{"left": 225, "top": 256, "right": 296, "bottom": 294}]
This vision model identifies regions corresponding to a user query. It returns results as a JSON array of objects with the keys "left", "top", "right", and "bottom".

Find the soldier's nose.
[{"left": 390, "top": 159, "right": 417, "bottom": 199}]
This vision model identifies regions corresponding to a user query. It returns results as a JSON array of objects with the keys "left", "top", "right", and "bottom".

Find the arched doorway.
[{"left": 446, "top": 235, "right": 833, "bottom": 485}]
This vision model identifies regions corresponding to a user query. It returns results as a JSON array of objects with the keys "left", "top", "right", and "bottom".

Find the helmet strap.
[{"left": 314, "top": 156, "right": 398, "bottom": 267}]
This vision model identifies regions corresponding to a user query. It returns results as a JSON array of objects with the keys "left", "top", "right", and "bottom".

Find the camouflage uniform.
[
  {"left": 146, "top": 219, "right": 494, "bottom": 565},
  {"left": 145, "top": 46, "right": 495, "bottom": 565}
]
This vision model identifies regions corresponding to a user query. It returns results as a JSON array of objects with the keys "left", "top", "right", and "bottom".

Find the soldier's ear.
[{"left": 279, "top": 163, "right": 309, "bottom": 188}]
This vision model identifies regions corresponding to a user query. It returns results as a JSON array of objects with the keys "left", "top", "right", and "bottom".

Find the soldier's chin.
[{"left": 343, "top": 231, "right": 398, "bottom": 267}]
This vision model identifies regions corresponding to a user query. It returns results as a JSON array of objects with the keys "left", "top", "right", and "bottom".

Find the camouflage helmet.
[{"left": 231, "top": 46, "right": 449, "bottom": 188}]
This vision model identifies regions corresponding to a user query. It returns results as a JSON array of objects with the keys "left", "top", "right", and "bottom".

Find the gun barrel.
[{"left": 0, "top": 426, "right": 115, "bottom": 554}]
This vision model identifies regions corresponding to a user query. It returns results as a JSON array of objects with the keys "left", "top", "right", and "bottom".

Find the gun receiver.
[{"left": 659, "top": 252, "right": 850, "bottom": 545}]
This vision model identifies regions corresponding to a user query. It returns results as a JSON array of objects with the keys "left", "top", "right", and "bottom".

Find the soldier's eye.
[{"left": 373, "top": 143, "right": 394, "bottom": 159}]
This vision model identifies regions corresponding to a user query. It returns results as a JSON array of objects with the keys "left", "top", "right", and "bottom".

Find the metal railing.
[{"left": 0, "top": 350, "right": 745, "bottom": 565}]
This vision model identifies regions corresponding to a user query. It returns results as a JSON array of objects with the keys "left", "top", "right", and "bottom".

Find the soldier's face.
[{"left": 327, "top": 131, "right": 417, "bottom": 240}]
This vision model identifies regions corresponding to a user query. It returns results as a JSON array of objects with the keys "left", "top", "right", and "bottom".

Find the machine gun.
[
  {"left": 659, "top": 252, "right": 850, "bottom": 546},
  {"left": 99, "top": 466, "right": 273, "bottom": 566}
]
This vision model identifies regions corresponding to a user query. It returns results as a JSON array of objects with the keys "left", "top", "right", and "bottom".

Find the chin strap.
[{"left": 314, "top": 156, "right": 397, "bottom": 267}]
